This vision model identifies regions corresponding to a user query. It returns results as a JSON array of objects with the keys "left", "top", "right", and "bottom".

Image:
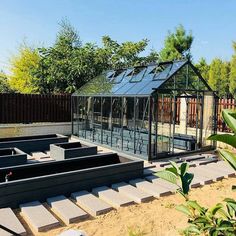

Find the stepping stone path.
[
  {"left": 92, "top": 186, "right": 134, "bottom": 208},
  {"left": 0, "top": 208, "right": 26, "bottom": 236},
  {"left": 129, "top": 178, "right": 172, "bottom": 197},
  {"left": 19, "top": 201, "right": 60, "bottom": 232},
  {"left": 71, "top": 190, "right": 113, "bottom": 216},
  {"left": 47, "top": 195, "right": 88, "bottom": 224},
  {"left": 112, "top": 182, "right": 153, "bottom": 203}
]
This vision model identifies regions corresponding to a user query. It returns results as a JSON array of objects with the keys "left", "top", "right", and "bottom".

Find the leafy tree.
[
  {"left": 34, "top": 20, "right": 158, "bottom": 93},
  {"left": 0, "top": 71, "right": 13, "bottom": 93},
  {"left": 229, "top": 42, "right": 236, "bottom": 97},
  {"left": 208, "top": 58, "right": 230, "bottom": 97},
  {"left": 101, "top": 36, "right": 158, "bottom": 68},
  {"left": 195, "top": 57, "right": 210, "bottom": 82},
  {"left": 159, "top": 25, "right": 193, "bottom": 61},
  {"left": 8, "top": 43, "right": 40, "bottom": 93}
]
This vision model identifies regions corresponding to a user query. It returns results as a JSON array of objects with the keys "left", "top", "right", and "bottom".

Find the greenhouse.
[{"left": 72, "top": 59, "right": 217, "bottom": 161}]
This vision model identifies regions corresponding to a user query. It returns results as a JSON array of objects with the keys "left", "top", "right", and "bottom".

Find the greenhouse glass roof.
[{"left": 74, "top": 59, "right": 212, "bottom": 96}]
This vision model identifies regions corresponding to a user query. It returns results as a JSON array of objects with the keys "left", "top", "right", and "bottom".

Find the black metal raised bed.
[
  {"left": 0, "top": 148, "right": 27, "bottom": 167},
  {"left": 0, "top": 134, "right": 68, "bottom": 154}
]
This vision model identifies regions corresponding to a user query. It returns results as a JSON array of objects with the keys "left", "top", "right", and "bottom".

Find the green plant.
[
  {"left": 156, "top": 161, "right": 193, "bottom": 200},
  {"left": 208, "top": 109, "right": 236, "bottom": 191},
  {"left": 177, "top": 199, "right": 236, "bottom": 235}
]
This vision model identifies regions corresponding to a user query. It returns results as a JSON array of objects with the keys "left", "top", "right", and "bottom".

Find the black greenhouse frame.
[{"left": 72, "top": 60, "right": 217, "bottom": 161}]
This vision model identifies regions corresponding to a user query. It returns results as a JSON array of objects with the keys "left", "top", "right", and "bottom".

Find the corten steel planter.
[
  {"left": 0, "top": 134, "right": 68, "bottom": 154},
  {"left": 0, "top": 148, "right": 27, "bottom": 167},
  {"left": 0, "top": 153, "right": 143, "bottom": 208},
  {"left": 50, "top": 142, "right": 97, "bottom": 160}
]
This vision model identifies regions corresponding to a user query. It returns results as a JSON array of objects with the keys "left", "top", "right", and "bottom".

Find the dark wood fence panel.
[
  {"left": 217, "top": 98, "right": 236, "bottom": 132},
  {"left": 0, "top": 94, "right": 71, "bottom": 123}
]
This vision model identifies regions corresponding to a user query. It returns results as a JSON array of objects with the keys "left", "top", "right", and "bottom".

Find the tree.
[
  {"left": 8, "top": 43, "right": 40, "bottom": 93},
  {"left": 34, "top": 20, "right": 158, "bottom": 94},
  {"left": 159, "top": 25, "right": 193, "bottom": 61},
  {"left": 229, "top": 42, "right": 236, "bottom": 97},
  {"left": 101, "top": 36, "right": 158, "bottom": 68},
  {"left": 208, "top": 58, "right": 230, "bottom": 97},
  {"left": 195, "top": 57, "right": 209, "bottom": 82},
  {"left": 0, "top": 71, "right": 13, "bottom": 93}
]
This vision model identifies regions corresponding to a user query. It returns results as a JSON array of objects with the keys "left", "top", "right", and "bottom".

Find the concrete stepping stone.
[
  {"left": 31, "top": 152, "right": 49, "bottom": 159},
  {"left": 198, "top": 164, "right": 228, "bottom": 179},
  {"left": 129, "top": 178, "right": 172, "bottom": 197},
  {"left": 19, "top": 201, "right": 60, "bottom": 232},
  {"left": 190, "top": 177, "right": 203, "bottom": 188},
  {"left": 189, "top": 167, "right": 221, "bottom": 182},
  {"left": 207, "top": 162, "right": 235, "bottom": 177},
  {"left": 143, "top": 167, "right": 162, "bottom": 176},
  {"left": 112, "top": 182, "right": 153, "bottom": 203},
  {"left": 193, "top": 158, "right": 218, "bottom": 166},
  {"left": 180, "top": 155, "right": 205, "bottom": 162},
  {"left": 192, "top": 166, "right": 224, "bottom": 181},
  {"left": 0, "top": 208, "right": 26, "bottom": 236},
  {"left": 144, "top": 162, "right": 156, "bottom": 169},
  {"left": 92, "top": 186, "right": 134, "bottom": 208},
  {"left": 47, "top": 195, "right": 88, "bottom": 224},
  {"left": 145, "top": 175, "right": 177, "bottom": 192},
  {"left": 159, "top": 159, "right": 183, "bottom": 167},
  {"left": 215, "top": 161, "right": 236, "bottom": 171},
  {"left": 37, "top": 157, "right": 54, "bottom": 162},
  {"left": 71, "top": 190, "right": 113, "bottom": 216}
]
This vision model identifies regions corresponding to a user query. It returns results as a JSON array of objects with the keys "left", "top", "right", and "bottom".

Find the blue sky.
[{"left": 0, "top": 0, "right": 235, "bottom": 72}]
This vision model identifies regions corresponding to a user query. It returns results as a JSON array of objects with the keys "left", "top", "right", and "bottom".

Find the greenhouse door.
[{"left": 171, "top": 94, "right": 204, "bottom": 155}]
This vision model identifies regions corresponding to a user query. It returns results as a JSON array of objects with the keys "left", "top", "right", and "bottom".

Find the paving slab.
[
  {"left": 198, "top": 164, "right": 228, "bottom": 179},
  {"left": 112, "top": 182, "right": 153, "bottom": 203},
  {"left": 143, "top": 162, "right": 156, "bottom": 169},
  {"left": 180, "top": 155, "right": 206, "bottom": 162},
  {"left": 31, "top": 152, "right": 49, "bottom": 159},
  {"left": 189, "top": 167, "right": 222, "bottom": 182},
  {"left": 159, "top": 159, "right": 183, "bottom": 167},
  {"left": 206, "top": 162, "right": 235, "bottom": 177},
  {"left": 145, "top": 175, "right": 177, "bottom": 192},
  {"left": 19, "top": 201, "right": 60, "bottom": 232},
  {"left": 193, "top": 158, "right": 218, "bottom": 166},
  {"left": 143, "top": 167, "right": 162, "bottom": 176},
  {"left": 129, "top": 178, "right": 172, "bottom": 197},
  {"left": 0, "top": 208, "right": 26, "bottom": 236},
  {"left": 71, "top": 190, "right": 113, "bottom": 216},
  {"left": 92, "top": 186, "right": 134, "bottom": 208},
  {"left": 47, "top": 195, "right": 88, "bottom": 224}
]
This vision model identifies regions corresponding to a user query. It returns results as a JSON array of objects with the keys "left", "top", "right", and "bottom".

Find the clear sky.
[{"left": 0, "top": 0, "right": 235, "bottom": 72}]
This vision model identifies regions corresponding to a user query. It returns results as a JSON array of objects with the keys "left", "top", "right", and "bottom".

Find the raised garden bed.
[
  {"left": 0, "top": 153, "right": 143, "bottom": 208},
  {"left": 0, "top": 148, "right": 27, "bottom": 167},
  {"left": 50, "top": 142, "right": 97, "bottom": 160},
  {"left": 0, "top": 134, "right": 68, "bottom": 154}
]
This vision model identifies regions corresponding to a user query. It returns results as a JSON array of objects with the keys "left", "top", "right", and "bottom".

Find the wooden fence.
[
  {"left": 0, "top": 94, "right": 235, "bottom": 132},
  {"left": 217, "top": 98, "right": 236, "bottom": 132},
  {"left": 0, "top": 93, "right": 71, "bottom": 123}
]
